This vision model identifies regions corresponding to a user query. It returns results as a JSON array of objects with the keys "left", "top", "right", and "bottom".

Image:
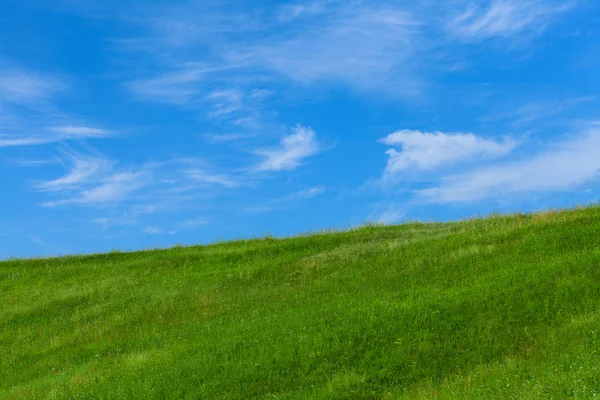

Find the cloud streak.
[
  {"left": 186, "top": 169, "right": 240, "bottom": 188},
  {"left": 28, "top": 234, "right": 69, "bottom": 255},
  {"left": 245, "top": 186, "right": 325, "bottom": 214},
  {"left": 418, "top": 125, "right": 600, "bottom": 203},
  {"left": 37, "top": 150, "right": 151, "bottom": 207},
  {"left": 34, "top": 149, "right": 246, "bottom": 211},
  {"left": 118, "top": 1, "right": 423, "bottom": 107},
  {"left": 450, "top": 0, "right": 571, "bottom": 41},
  {"left": 243, "top": 5, "right": 420, "bottom": 93},
  {"left": 0, "top": 69, "right": 62, "bottom": 104},
  {"left": 255, "top": 125, "right": 322, "bottom": 172},
  {"left": 37, "top": 153, "right": 114, "bottom": 192},
  {"left": 127, "top": 64, "right": 237, "bottom": 105},
  {"left": 0, "top": 125, "right": 114, "bottom": 147}
]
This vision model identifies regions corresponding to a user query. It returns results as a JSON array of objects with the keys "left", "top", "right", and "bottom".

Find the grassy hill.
[{"left": 2, "top": 206, "right": 600, "bottom": 399}]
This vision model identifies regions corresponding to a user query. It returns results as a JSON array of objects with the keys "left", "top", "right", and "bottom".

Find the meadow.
[{"left": 2, "top": 206, "right": 600, "bottom": 399}]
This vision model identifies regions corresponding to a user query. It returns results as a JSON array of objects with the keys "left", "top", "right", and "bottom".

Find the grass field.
[{"left": 2, "top": 206, "right": 600, "bottom": 399}]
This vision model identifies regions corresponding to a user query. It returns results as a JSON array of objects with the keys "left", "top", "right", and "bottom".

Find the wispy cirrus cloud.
[
  {"left": 48, "top": 126, "right": 112, "bottom": 137},
  {"left": 127, "top": 64, "right": 237, "bottom": 105},
  {"left": 118, "top": 1, "right": 422, "bottom": 108},
  {"left": 143, "top": 226, "right": 177, "bottom": 235},
  {"left": 482, "top": 96, "right": 596, "bottom": 128},
  {"left": 201, "top": 132, "right": 257, "bottom": 144},
  {"left": 142, "top": 216, "right": 210, "bottom": 236},
  {"left": 80, "top": 0, "right": 579, "bottom": 107},
  {"left": 450, "top": 0, "right": 571, "bottom": 41},
  {"left": 418, "top": 125, "right": 600, "bottom": 203},
  {"left": 206, "top": 89, "right": 245, "bottom": 117},
  {"left": 243, "top": 5, "right": 420, "bottom": 93},
  {"left": 37, "top": 152, "right": 114, "bottom": 192},
  {"left": 73, "top": 172, "right": 150, "bottom": 205},
  {"left": 245, "top": 186, "right": 325, "bottom": 214},
  {"left": 185, "top": 169, "right": 240, "bottom": 188},
  {"left": 126, "top": 62, "right": 272, "bottom": 137},
  {"left": 0, "top": 66, "right": 116, "bottom": 148},
  {"left": 367, "top": 203, "right": 407, "bottom": 225},
  {"left": 90, "top": 203, "right": 185, "bottom": 232},
  {"left": 254, "top": 125, "right": 322, "bottom": 172},
  {"left": 35, "top": 149, "right": 244, "bottom": 209},
  {"left": 275, "top": 0, "right": 337, "bottom": 22},
  {"left": 0, "top": 125, "right": 114, "bottom": 147},
  {"left": 0, "top": 136, "right": 58, "bottom": 147},
  {"left": 92, "top": 216, "right": 136, "bottom": 231},
  {"left": 28, "top": 234, "right": 69, "bottom": 255},
  {"left": 180, "top": 218, "right": 210, "bottom": 228},
  {"left": 37, "top": 150, "right": 152, "bottom": 207},
  {"left": 0, "top": 69, "right": 62, "bottom": 104}
]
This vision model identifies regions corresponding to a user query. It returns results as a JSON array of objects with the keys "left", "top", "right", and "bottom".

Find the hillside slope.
[{"left": 2, "top": 207, "right": 600, "bottom": 399}]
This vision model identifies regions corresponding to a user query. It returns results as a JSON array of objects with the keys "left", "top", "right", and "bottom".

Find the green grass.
[{"left": 2, "top": 206, "right": 600, "bottom": 399}]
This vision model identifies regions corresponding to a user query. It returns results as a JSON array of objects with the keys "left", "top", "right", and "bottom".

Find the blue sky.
[{"left": 1, "top": 0, "right": 599, "bottom": 258}]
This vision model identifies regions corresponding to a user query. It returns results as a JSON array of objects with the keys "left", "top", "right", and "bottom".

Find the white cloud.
[
  {"left": 450, "top": 0, "right": 570, "bottom": 41},
  {"left": 275, "top": 186, "right": 325, "bottom": 203},
  {"left": 255, "top": 125, "right": 321, "bottom": 171},
  {"left": 92, "top": 216, "right": 137, "bottom": 231},
  {"left": 380, "top": 130, "right": 518, "bottom": 176},
  {"left": 75, "top": 171, "right": 149, "bottom": 204},
  {"left": 202, "top": 132, "right": 256, "bottom": 144},
  {"left": 482, "top": 96, "right": 596, "bottom": 127},
  {"left": 250, "top": 89, "right": 272, "bottom": 101},
  {"left": 144, "top": 226, "right": 177, "bottom": 235},
  {"left": 12, "top": 158, "right": 58, "bottom": 167},
  {"left": 82, "top": 0, "right": 579, "bottom": 103},
  {"left": 186, "top": 169, "right": 239, "bottom": 188},
  {"left": 144, "top": 226, "right": 162, "bottom": 234},
  {"left": 245, "top": 6, "right": 419, "bottom": 92},
  {"left": 0, "top": 68, "right": 115, "bottom": 150},
  {"left": 118, "top": 2, "right": 422, "bottom": 99},
  {"left": 38, "top": 150, "right": 152, "bottom": 207},
  {"left": 418, "top": 126, "right": 600, "bottom": 203},
  {"left": 143, "top": 218, "right": 209, "bottom": 235},
  {"left": 245, "top": 186, "right": 325, "bottom": 214},
  {"left": 206, "top": 89, "right": 244, "bottom": 117},
  {"left": 130, "top": 203, "right": 165, "bottom": 215},
  {"left": 275, "top": 0, "right": 336, "bottom": 22},
  {"left": 37, "top": 153, "right": 114, "bottom": 192},
  {"left": 0, "top": 125, "right": 113, "bottom": 147},
  {"left": 0, "top": 136, "right": 55, "bottom": 147},
  {"left": 181, "top": 218, "right": 210, "bottom": 228},
  {"left": 35, "top": 151, "right": 248, "bottom": 210},
  {"left": 0, "top": 70, "right": 62, "bottom": 103},
  {"left": 368, "top": 205, "right": 407, "bottom": 225},
  {"left": 28, "top": 234, "right": 68, "bottom": 254},
  {"left": 127, "top": 64, "right": 236, "bottom": 104},
  {"left": 127, "top": 65, "right": 268, "bottom": 129},
  {"left": 48, "top": 126, "right": 113, "bottom": 138},
  {"left": 43, "top": 171, "right": 150, "bottom": 207},
  {"left": 128, "top": 67, "right": 207, "bottom": 104}
]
